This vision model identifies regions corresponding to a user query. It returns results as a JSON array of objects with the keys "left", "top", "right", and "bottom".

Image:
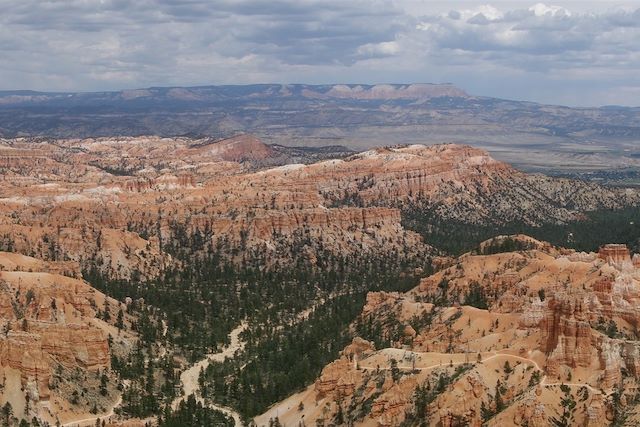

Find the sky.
[{"left": 1, "top": 0, "right": 640, "bottom": 106}]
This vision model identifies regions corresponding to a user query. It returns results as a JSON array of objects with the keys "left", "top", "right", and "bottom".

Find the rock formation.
[
  {"left": 257, "top": 238, "right": 640, "bottom": 426},
  {"left": 1, "top": 137, "right": 637, "bottom": 281},
  {"left": 599, "top": 243, "right": 634, "bottom": 270},
  {"left": 0, "top": 252, "right": 116, "bottom": 412},
  {"left": 3, "top": 135, "right": 640, "bottom": 425}
]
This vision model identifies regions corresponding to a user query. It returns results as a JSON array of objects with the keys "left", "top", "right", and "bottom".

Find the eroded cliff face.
[
  {"left": 310, "top": 145, "right": 638, "bottom": 225},
  {"left": 256, "top": 238, "right": 640, "bottom": 426},
  {"left": 4, "top": 137, "right": 640, "bottom": 426},
  {"left": 0, "top": 224, "right": 172, "bottom": 281},
  {"left": 0, "top": 252, "right": 123, "bottom": 422},
  {"left": 2, "top": 138, "right": 637, "bottom": 281}
]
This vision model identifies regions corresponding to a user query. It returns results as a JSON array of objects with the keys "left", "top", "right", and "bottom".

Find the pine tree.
[{"left": 116, "top": 308, "right": 124, "bottom": 330}]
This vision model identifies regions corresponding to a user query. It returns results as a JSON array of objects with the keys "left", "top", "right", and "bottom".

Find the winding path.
[
  {"left": 60, "top": 394, "right": 122, "bottom": 427},
  {"left": 359, "top": 349, "right": 605, "bottom": 394},
  {"left": 171, "top": 322, "right": 247, "bottom": 426},
  {"left": 359, "top": 351, "right": 540, "bottom": 372}
]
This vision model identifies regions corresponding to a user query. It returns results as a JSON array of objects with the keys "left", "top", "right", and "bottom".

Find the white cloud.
[
  {"left": 356, "top": 41, "right": 401, "bottom": 58},
  {"left": 529, "top": 3, "right": 571, "bottom": 17},
  {"left": 0, "top": 1, "right": 639, "bottom": 105},
  {"left": 464, "top": 5, "right": 504, "bottom": 21},
  {"left": 414, "top": 3, "right": 640, "bottom": 66}
]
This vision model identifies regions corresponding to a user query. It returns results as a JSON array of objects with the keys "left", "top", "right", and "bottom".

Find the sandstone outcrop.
[
  {"left": 257, "top": 238, "right": 640, "bottom": 426},
  {"left": 2, "top": 138, "right": 638, "bottom": 281},
  {"left": 314, "top": 358, "right": 362, "bottom": 400},
  {"left": 373, "top": 380, "right": 414, "bottom": 426},
  {"left": 319, "top": 83, "right": 469, "bottom": 100},
  {"left": 0, "top": 253, "right": 114, "bottom": 405},
  {"left": 509, "top": 397, "right": 548, "bottom": 427},
  {"left": 0, "top": 251, "right": 81, "bottom": 278},
  {"left": 342, "top": 337, "right": 375, "bottom": 360},
  {"left": 541, "top": 292, "right": 594, "bottom": 371},
  {"left": 599, "top": 243, "right": 635, "bottom": 271}
]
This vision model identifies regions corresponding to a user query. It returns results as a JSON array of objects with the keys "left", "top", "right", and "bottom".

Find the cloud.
[
  {"left": 2, "top": 0, "right": 405, "bottom": 66},
  {"left": 0, "top": 1, "right": 639, "bottom": 105},
  {"left": 356, "top": 41, "right": 401, "bottom": 58},
  {"left": 415, "top": 3, "right": 640, "bottom": 67}
]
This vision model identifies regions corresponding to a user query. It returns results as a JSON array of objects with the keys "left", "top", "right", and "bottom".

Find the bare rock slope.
[
  {"left": 0, "top": 252, "right": 132, "bottom": 425},
  {"left": 0, "top": 138, "right": 637, "bottom": 280},
  {"left": 257, "top": 238, "right": 640, "bottom": 426}
]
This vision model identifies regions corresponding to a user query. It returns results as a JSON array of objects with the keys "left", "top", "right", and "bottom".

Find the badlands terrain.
[
  {"left": 0, "top": 134, "right": 640, "bottom": 426},
  {"left": 256, "top": 237, "right": 640, "bottom": 426},
  {"left": 0, "top": 251, "right": 133, "bottom": 426},
  {"left": 1, "top": 134, "right": 637, "bottom": 279}
]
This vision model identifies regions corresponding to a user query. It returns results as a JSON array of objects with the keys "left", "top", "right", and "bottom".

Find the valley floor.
[{"left": 171, "top": 322, "right": 248, "bottom": 426}]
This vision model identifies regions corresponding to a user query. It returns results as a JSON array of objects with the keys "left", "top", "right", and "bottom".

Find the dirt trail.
[
  {"left": 172, "top": 321, "right": 247, "bottom": 426},
  {"left": 59, "top": 322, "right": 246, "bottom": 427},
  {"left": 60, "top": 394, "right": 122, "bottom": 427},
  {"left": 359, "top": 349, "right": 605, "bottom": 394}
]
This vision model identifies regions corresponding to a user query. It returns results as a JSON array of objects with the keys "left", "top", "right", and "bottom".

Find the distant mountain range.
[{"left": 1, "top": 83, "right": 640, "bottom": 174}]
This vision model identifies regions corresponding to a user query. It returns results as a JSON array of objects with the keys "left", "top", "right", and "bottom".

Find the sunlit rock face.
[
  {"left": 0, "top": 253, "right": 112, "bottom": 403},
  {"left": 2, "top": 138, "right": 638, "bottom": 282},
  {"left": 256, "top": 239, "right": 640, "bottom": 427}
]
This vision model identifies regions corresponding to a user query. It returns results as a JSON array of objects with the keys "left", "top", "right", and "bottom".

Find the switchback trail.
[
  {"left": 360, "top": 349, "right": 603, "bottom": 394},
  {"left": 60, "top": 394, "right": 122, "bottom": 427}
]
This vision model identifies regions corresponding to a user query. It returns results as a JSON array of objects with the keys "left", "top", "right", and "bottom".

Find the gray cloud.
[
  {"left": 416, "top": 4, "right": 640, "bottom": 63},
  {"left": 0, "top": 1, "right": 639, "bottom": 106}
]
